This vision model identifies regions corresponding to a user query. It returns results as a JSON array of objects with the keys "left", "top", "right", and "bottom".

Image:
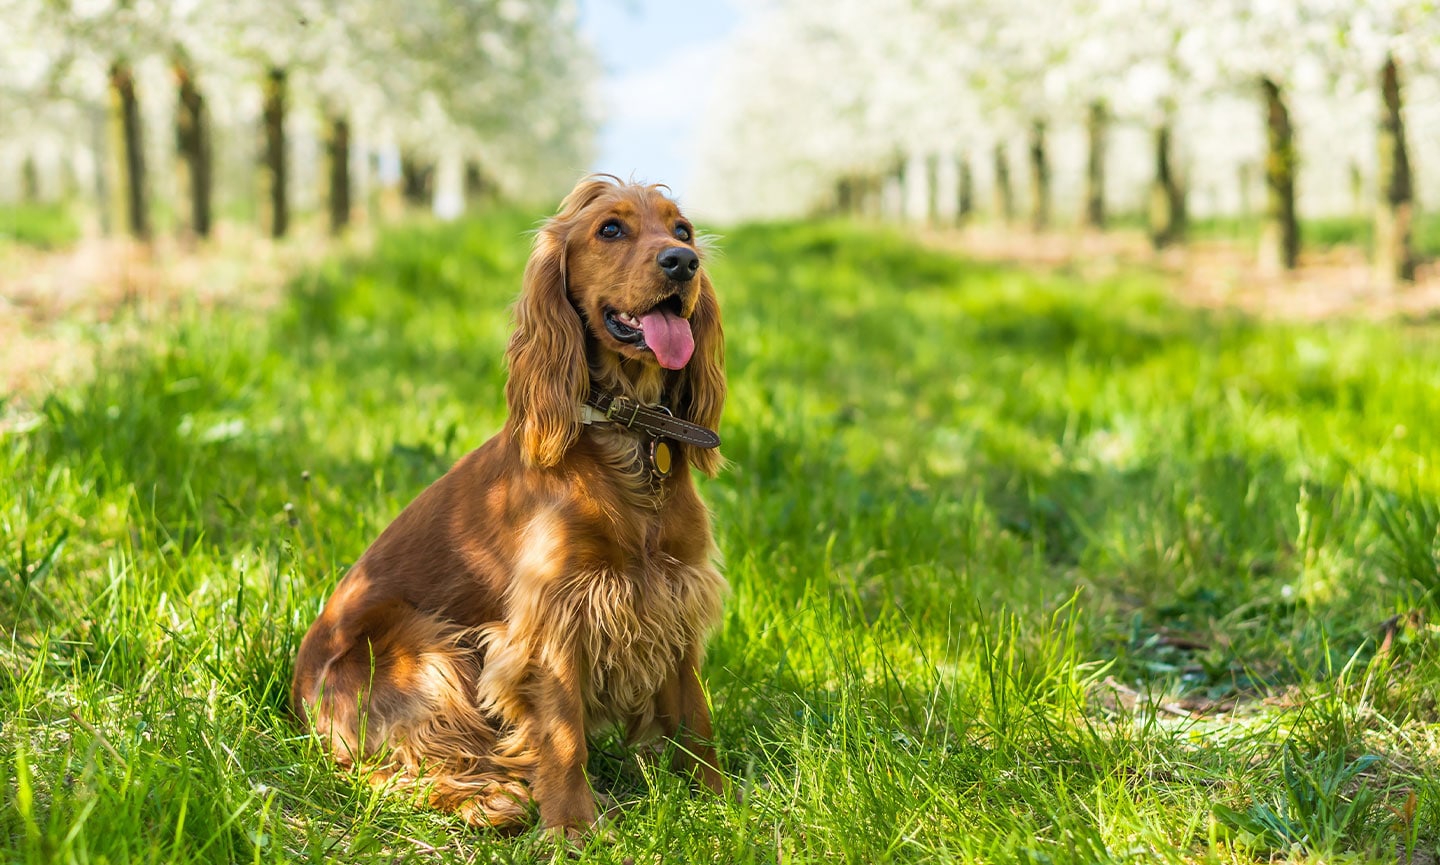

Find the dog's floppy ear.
[
  {"left": 679, "top": 271, "right": 726, "bottom": 476},
  {"left": 505, "top": 227, "right": 587, "bottom": 468}
]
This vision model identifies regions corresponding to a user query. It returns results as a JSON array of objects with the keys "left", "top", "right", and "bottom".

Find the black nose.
[{"left": 657, "top": 246, "right": 699, "bottom": 282}]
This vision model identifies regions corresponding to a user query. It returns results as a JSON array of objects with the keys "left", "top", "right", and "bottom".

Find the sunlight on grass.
[
  {"left": 2, "top": 211, "right": 1438, "bottom": 862},
  {"left": 0, "top": 202, "right": 81, "bottom": 250}
]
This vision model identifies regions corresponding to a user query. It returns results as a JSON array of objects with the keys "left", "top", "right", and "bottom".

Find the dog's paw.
[
  {"left": 540, "top": 806, "right": 624, "bottom": 851},
  {"left": 456, "top": 780, "right": 535, "bottom": 833},
  {"left": 544, "top": 823, "right": 588, "bottom": 845}
]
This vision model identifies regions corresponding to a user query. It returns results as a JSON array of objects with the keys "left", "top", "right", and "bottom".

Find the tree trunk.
[
  {"left": 1084, "top": 101, "right": 1106, "bottom": 229},
  {"left": 110, "top": 61, "right": 150, "bottom": 240},
  {"left": 933, "top": 153, "right": 959, "bottom": 225},
  {"left": 401, "top": 154, "right": 432, "bottom": 206},
  {"left": 432, "top": 148, "right": 464, "bottom": 220},
  {"left": 1349, "top": 160, "right": 1363, "bottom": 220},
  {"left": 868, "top": 174, "right": 886, "bottom": 219},
  {"left": 1238, "top": 162, "right": 1253, "bottom": 222},
  {"left": 91, "top": 106, "right": 113, "bottom": 235},
  {"left": 835, "top": 175, "right": 855, "bottom": 215},
  {"left": 958, "top": 153, "right": 973, "bottom": 220},
  {"left": 882, "top": 161, "right": 904, "bottom": 221},
  {"left": 464, "top": 161, "right": 492, "bottom": 205},
  {"left": 262, "top": 67, "right": 289, "bottom": 238},
  {"left": 902, "top": 151, "right": 930, "bottom": 224},
  {"left": 1028, "top": 118, "right": 1049, "bottom": 231},
  {"left": 993, "top": 143, "right": 1013, "bottom": 224},
  {"left": 1149, "top": 119, "right": 1186, "bottom": 249},
  {"left": 327, "top": 113, "right": 351, "bottom": 234},
  {"left": 1375, "top": 53, "right": 1415, "bottom": 286},
  {"left": 21, "top": 155, "right": 39, "bottom": 203},
  {"left": 1259, "top": 76, "right": 1298, "bottom": 271},
  {"left": 174, "top": 61, "right": 212, "bottom": 239}
]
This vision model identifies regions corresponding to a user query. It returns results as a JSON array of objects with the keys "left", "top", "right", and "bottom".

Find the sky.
[{"left": 576, "top": 0, "right": 739, "bottom": 203}]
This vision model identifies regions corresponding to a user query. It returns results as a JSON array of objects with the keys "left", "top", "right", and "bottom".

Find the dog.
[{"left": 291, "top": 176, "right": 727, "bottom": 837}]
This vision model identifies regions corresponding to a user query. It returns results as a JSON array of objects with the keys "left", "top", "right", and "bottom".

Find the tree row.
[
  {"left": 0, "top": 0, "right": 597, "bottom": 241},
  {"left": 693, "top": 0, "right": 1440, "bottom": 285}
]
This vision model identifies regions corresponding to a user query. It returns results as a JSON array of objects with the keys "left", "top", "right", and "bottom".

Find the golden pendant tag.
[{"left": 649, "top": 439, "right": 673, "bottom": 477}]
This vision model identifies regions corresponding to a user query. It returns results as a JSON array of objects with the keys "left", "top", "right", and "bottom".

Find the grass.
[
  {"left": 0, "top": 202, "right": 81, "bottom": 250},
  {"left": 1189, "top": 212, "right": 1440, "bottom": 258},
  {"left": 3, "top": 208, "right": 1440, "bottom": 863}
]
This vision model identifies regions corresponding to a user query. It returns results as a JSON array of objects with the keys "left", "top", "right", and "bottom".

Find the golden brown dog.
[{"left": 291, "top": 175, "right": 727, "bottom": 837}]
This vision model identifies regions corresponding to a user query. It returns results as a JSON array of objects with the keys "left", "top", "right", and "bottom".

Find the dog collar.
[
  {"left": 579, "top": 391, "right": 720, "bottom": 449},
  {"left": 578, "top": 390, "right": 720, "bottom": 480}
]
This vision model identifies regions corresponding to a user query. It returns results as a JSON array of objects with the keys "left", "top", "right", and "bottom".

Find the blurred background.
[{"left": 3, "top": 0, "right": 1438, "bottom": 289}]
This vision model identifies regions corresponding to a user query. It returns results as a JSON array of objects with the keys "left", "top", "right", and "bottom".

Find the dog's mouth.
[{"left": 602, "top": 295, "right": 694, "bottom": 370}]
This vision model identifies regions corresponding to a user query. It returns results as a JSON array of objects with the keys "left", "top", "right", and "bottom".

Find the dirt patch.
[
  {"left": 923, "top": 225, "right": 1440, "bottom": 324},
  {"left": 1, "top": 223, "right": 372, "bottom": 407}
]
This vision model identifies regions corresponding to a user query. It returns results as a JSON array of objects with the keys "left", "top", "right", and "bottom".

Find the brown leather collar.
[{"left": 580, "top": 390, "right": 721, "bottom": 450}]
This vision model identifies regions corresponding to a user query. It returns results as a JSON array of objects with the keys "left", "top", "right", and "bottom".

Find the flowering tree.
[
  {"left": 1336, "top": 0, "right": 1440, "bottom": 285},
  {"left": 694, "top": 0, "right": 1440, "bottom": 290},
  {"left": 3, "top": 0, "right": 174, "bottom": 238},
  {"left": 1182, "top": 0, "right": 1439, "bottom": 276},
  {"left": 693, "top": 0, "right": 984, "bottom": 223},
  {"left": 0, "top": 0, "right": 597, "bottom": 239},
  {"left": 1055, "top": 0, "right": 1202, "bottom": 245}
]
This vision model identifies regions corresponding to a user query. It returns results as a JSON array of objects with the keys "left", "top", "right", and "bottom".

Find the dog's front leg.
[
  {"left": 658, "top": 647, "right": 724, "bottom": 794},
  {"left": 530, "top": 656, "right": 596, "bottom": 839}
]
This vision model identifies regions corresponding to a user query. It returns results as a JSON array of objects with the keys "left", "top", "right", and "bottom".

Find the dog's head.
[{"left": 505, "top": 175, "right": 726, "bottom": 475}]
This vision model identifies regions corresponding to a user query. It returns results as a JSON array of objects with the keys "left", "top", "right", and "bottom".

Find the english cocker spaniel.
[{"left": 291, "top": 175, "right": 727, "bottom": 837}]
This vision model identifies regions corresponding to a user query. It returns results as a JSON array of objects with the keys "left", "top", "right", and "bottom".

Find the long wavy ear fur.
[
  {"left": 505, "top": 228, "right": 588, "bottom": 468},
  {"left": 680, "top": 272, "right": 726, "bottom": 476}
]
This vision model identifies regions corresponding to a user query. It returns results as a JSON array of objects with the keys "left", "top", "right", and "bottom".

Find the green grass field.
[
  {"left": 1187, "top": 213, "right": 1440, "bottom": 259},
  {"left": 3, "top": 209, "right": 1439, "bottom": 863},
  {"left": 0, "top": 203, "right": 81, "bottom": 251}
]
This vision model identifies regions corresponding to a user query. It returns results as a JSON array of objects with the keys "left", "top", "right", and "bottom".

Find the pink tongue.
[{"left": 640, "top": 309, "right": 695, "bottom": 369}]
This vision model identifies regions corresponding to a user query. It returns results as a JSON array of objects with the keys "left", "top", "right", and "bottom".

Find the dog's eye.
[
  {"left": 674, "top": 224, "right": 692, "bottom": 242},
  {"left": 598, "top": 220, "right": 624, "bottom": 239}
]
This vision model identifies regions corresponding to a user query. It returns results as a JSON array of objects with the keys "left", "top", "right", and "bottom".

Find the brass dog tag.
[{"left": 649, "top": 439, "right": 673, "bottom": 477}]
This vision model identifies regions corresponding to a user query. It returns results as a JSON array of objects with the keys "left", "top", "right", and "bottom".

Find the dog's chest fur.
[
  {"left": 576, "top": 432, "right": 724, "bottom": 723},
  {"left": 574, "top": 552, "right": 725, "bottom": 727},
  {"left": 475, "top": 441, "right": 724, "bottom": 735}
]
